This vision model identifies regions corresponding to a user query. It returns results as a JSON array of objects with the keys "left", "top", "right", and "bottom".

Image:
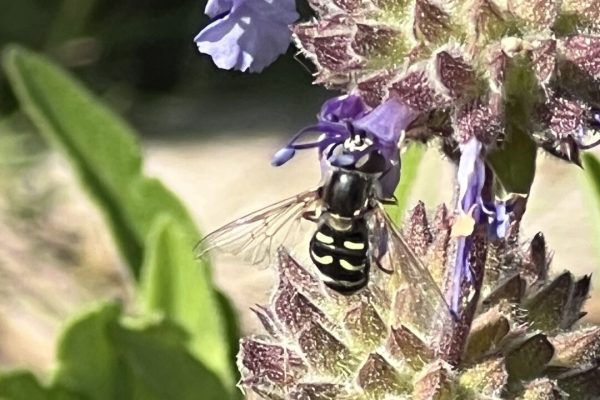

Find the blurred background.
[
  {"left": 0, "top": 0, "right": 598, "bottom": 378},
  {"left": 0, "top": 0, "right": 329, "bottom": 134}
]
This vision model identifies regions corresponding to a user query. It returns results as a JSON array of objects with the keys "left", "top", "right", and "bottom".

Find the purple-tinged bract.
[
  {"left": 237, "top": 205, "right": 598, "bottom": 399},
  {"left": 291, "top": 0, "right": 600, "bottom": 166}
]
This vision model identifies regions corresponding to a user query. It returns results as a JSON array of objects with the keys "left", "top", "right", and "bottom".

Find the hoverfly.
[{"left": 197, "top": 131, "right": 451, "bottom": 327}]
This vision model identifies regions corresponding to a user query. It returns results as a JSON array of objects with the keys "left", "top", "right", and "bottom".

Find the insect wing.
[
  {"left": 370, "top": 204, "right": 453, "bottom": 338},
  {"left": 196, "top": 189, "right": 321, "bottom": 268}
]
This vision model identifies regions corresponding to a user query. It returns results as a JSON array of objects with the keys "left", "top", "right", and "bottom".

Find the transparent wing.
[
  {"left": 196, "top": 189, "right": 321, "bottom": 268},
  {"left": 369, "top": 203, "right": 453, "bottom": 338}
]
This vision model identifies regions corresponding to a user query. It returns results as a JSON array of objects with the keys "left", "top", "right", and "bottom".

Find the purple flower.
[
  {"left": 204, "top": 0, "right": 233, "bottom": 17},
  {"left": 272, "top": 95, "right": 418, "bottom": 198},
  {"left": 487, "top": 201, "right": 508, "bottom": 239},
  {"left": 450, "top": 138, "right": 510, "bottom": 313},
  {"left": 457, "top": 139, "right": 485, "bottom": 216},
  {"left": 194, "top": 0, "right": 299, "bottom": 73},
  {"left": 318, "top": 94, "right": 369, "bottom": 123},
  {"left": 456, "top": 137, "right": 510, "bottom": 238},
  {"left": 450, "top": 138, "right": 485, "bottom": 312},
  {"left": 271, "top": 95, "right": 370, "bottom": 167}
]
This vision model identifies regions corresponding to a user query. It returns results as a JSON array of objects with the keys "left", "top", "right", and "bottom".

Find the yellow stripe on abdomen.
[
  {"left": 343, "top": 240, "right": 365, "bottom": 250},
  {"left": 315, "top": 231, "right": 334, "bottom": 244},
  {"left": 339, "top": 259, "right": 365, "bottom": 271},
  {"left": 311, "top": 250, "right": 334, "bottom": 265}
]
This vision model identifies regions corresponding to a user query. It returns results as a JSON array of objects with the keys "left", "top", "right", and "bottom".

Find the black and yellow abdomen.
[{"left": 309, "top": 219, "right": 370, "bottom": 294}]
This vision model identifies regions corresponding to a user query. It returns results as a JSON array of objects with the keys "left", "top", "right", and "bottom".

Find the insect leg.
[
  {"left": 379, "top": 196, "right": 398, "bottom": 206},
  {"left": 370, "top": 217, "right": 394, "bottom": 274},
  {"left": 302, "top": 210, "right": 319, "bottom": 222},
  {"left": 375, "top": 258, "right": 394, "bottom": 274}
]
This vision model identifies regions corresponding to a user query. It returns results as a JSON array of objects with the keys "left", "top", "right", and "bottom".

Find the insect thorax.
[{"left": 321, "top": 169, "right": 376, "bottom": 218}]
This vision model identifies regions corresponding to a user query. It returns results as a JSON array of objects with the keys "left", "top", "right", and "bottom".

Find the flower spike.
[{"left": 238, "top": 210, "right": 597, "bottom": 399}]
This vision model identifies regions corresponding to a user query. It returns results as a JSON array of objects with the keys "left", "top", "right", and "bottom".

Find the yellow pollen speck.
[{"left": 451, "top": 206, "right": 476, "bottom": 238}]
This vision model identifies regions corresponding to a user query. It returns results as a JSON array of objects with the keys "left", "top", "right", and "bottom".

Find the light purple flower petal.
[
  {"left": 490, "top": 201, "right": 508, "bottom": 239},
  {"left": 353, "top": 98, "right": 418, "bottom": 198},
  {"left": 195, "top": 16, "right": 252, "bottom": 71},
  {"left": 271, "top": 96, "right": 368, "bottom": 166},
  {"left": 354, "top": 98, "right": 419, "bottom": 147},
  {"left": 205, "top": 0, "right": 233, "bottom": 18},
  {"left": 319, "top": 95, "right": 368, "bottom": 122},
  {"left": 195, "top": 0, "right": 299, "bottom": 72},
  {"left": 448, "top": 138, "right": 510, "bottom": 316},
  {"left": 457, "top": 138, "right": 485, "bottom": 215},
  {"left": 272, "top": 147, "right": 296, "bottom": 166},
  {"left": 458, "top": 137, "right": 510, "bottom": 239},
  {"left": 450, "top": 137, "right": 485, "bottom": 313},
  {"left": 480, "top": 199, "right": 510, "bottom": 240}
]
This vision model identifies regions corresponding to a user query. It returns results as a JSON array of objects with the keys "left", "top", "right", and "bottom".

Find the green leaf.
[
  {"left": 386, "top": 142, "right": 426, "bottom": 225},
  {"left": 2, "top": 45, "right": 144, "bottom": 271},
  {"left": 126, "top": 177, "right": 199, "bottom": 252},
  {"left": 53, "top": 302, "right": 230, "bottom": 400},
  {"left": 0, "top": 371, "right": 81, "bottom": 400},
  {"left": 139, "top": 216, "right": 234, "bottom": 387},
  {"left": 53, "top": 303, "right": 125, "bottom": 400},
  {"left": 112, "top": 319, "right": 229, "bottom": 400},
  {"left": 487, "top": 125, "right": 537, "bottom": 196},
  {"left": 2, "top": 45, "right": 197, "bottom": 276},
  {"left": 487, "top": 56, "right": 538, "bottom": 196},
  {"left": 2, "top": 45, "right": 238, "bottom": 388},
  {"left": 0, "top": 372, "right": 44, "bottom": 400},
  {"left": 581, "top": 152, "right": 600, "bottom": 261},
  {"left": 215, "top": 290, "right": 242, "bottom": 398},
  {"left": 582, "top": 152, "right": 600, "bottom": 204}
]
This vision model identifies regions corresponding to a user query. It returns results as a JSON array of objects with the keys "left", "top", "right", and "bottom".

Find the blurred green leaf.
[
  {"left": 53, "top": 302, "right": 125, "bottom": 400},
  {"left": 45, "top": 0, "right": 97, "bottom": 48},
  {"left": 113, "top": 317, "right": 229, "bottom": 400},
  {"left": 2, "top": 45, "right": 203, "bottom": 275},
  {"left": 3, "top": 45, "right": 144, "bottom": 271},
  {"left": 215, "top": 289, "right": 242, "bottom": 393},
  {"left": 127, "top": 177, "right": 199, "bottom": 249},
  {"left": 53, "top": 302, "right": 230, "bottom": 400},
  {"left": 487, "top": 126, "right": 537, "bottom": 196},
  {"left": 386, "top": 143, "right": 426, "bottom": 225},
  {"left": 2, "top": 45, "right": 237, "bottom": 390},
  {"left": 0, "top": 371, "right": 81, "bottom": 400},
  {"left": 583, "top": 152, "right": 600, "bottom": 202},
  {"left": 487, "top": 56, "right": 538, "bottom": 196},
  {"left": 582, "top": 152, "right": 600, "bottom": 261},
  {"left": 139, "top": 216, "right": 235, "bottom": 388}
]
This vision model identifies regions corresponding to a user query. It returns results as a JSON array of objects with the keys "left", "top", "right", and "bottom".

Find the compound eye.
[
  {"left": 355, "top": 151, "right": 386, "bottom": 173},
  {"left": 328, "top": 143, "right": 356, "bottom": 167}
]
